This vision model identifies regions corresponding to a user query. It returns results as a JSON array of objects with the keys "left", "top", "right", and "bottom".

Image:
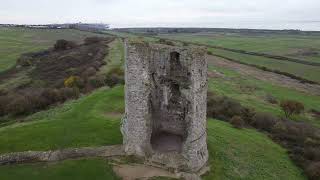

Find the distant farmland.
[
  {"left": 158, "top": 32, "right": 320, "bottom": 63},
  {"left": 0, "top": 27, "right": 109, "bottom": 72},
  {"left": 157, "top": 32, "right": 320, "bottom": 84}
]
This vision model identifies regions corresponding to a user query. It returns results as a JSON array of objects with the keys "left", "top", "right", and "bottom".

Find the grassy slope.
[
  {"left": 0, "top": 27, "right": 109, "bottom": 72},
  {"left": 0, "top": 158, "right": 119, "bottom": 180},
  {"left": 0, "top": 86, "right": 305, "bottom": 179},
  {"left": 205, "top": 120, "right": 305, "bottom": 180},
  {"left": 0, "top": 87, "right": 123, "bottom": 153},
  {"left": 0, "top": 32, "right": 307, "bottom": 179},
  {"left": 159, "top": 33, "right": 320, "bottom": 62},
  {"left": 208, "top": 65, "right": 320, "bottom": 128}
]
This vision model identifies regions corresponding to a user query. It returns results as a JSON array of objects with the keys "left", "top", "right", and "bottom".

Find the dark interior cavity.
[
  {"left": 150, "top": 51, "right": 189, "bottom": 153},
  {"left": 151, "top": 132, "right": 182, "bottom": 153},
  {"left": 170, "top": 51, "right": 181, "bottom": 73}
]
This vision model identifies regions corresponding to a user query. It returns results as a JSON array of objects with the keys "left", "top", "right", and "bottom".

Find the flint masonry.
[{"left": 121, "top": 40, "right": 208, "bottom": 172}]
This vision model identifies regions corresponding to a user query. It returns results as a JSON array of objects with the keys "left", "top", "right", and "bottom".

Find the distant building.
[
  {"left": 1, "top": 23, "right": 110, "bottom": 31},
  {"left": 26, "top": 25, "right": 49, "bottom": 29},
  {"left": 71, "top": 23, "right": 110, "bottom": 31}
]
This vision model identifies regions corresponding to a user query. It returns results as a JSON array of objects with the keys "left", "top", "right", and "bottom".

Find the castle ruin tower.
[{"left": 121, "top": 40, "right": 208, "bottom": 172}]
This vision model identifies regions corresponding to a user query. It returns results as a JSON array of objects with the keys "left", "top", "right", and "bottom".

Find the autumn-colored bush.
[
  {"left": 230, "top": 116, "right": 245, "bottom": 129},
  {"left": 54, "top": 40, "right": 77, "bottom": 51},
  {"left": 64, "top": 76, "right": 82, "bottom": 88},
  {"left": 280, "top": 100, "right": 304, "bottom": 118}
]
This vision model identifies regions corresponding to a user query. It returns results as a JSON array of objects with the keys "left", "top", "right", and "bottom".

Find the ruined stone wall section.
[
  {"left": 183, "top": 50, "right": 209, "bottom": 171},
  {"left": 122, "top": 42, "right": 152, "bottom": 156},
  {"left": 123, "top": 40, "right": 208, "bottom": 172}
]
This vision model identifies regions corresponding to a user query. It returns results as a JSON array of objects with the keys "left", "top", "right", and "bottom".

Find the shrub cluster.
[
  {"left": 158, "top": 38, "right": 175, "bottom": 46},
  {"left": 0, "top": 66, "right": 125, "bottom": 118},
  {"left": 230, "top": 116, "right": 245, "bottom": 129},
  {"left": 105, "top": 67, "right": 125, "bottom": 87},
  {"left": 88, "top": 75, "right": 106, "bottom": 88},
  {"left": 182, "top": 42, "right": 189, "bottom": 46},
  {"left": 65, "top": 66, "right": 124, "bottom": 92},
  {"left": 272, "top": 120, "right": 320, "bottom": 180},
  {"left": 54, "top": 40, "right": 77, "bottom": 51},
  {"left": 207, "top": 91, "right": 320, "bottom": 179},
  {"left": 84, "top": 37, "right": 103, "bottom": 45},
  {"left": 207, "top": 92, "right": 254, "bottom": 124},
  {"left": 1, "top": 37, "right": 118, "bottom": 119},
  {"left": 0, "top": 88, "right": 80, "bottom": 116}
]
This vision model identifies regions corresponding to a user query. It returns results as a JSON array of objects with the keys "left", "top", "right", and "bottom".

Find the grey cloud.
[{"left": 0, "top": 0, "right": 319, "bottom": 30}]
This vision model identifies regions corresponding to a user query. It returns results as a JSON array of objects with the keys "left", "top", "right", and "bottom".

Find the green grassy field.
[
  {"left": 0, "top": 29, "right": 313, "bottom": 179},
  {"left": 158, "top": 33, "right": 320, "bottom": 84},
  {"left": 0, "top": 86, "right": 305, "bottom": 179},
  {"left": 208, "top": 48, "right": 320, "bottom": 83},
  {"left": 159, "top": 32, "right": 320, "bottom": 62},
  {"left": 107, "top": 31, "right": 320, "bottom": 84},
  {"left": 0, "top": 158, "right": 119, "bottom": 180},
  {"left": 0, "top": 27, "right": 109, "bottom": 72}
]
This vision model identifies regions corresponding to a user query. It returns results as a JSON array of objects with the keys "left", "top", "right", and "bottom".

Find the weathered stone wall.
[{"left": 122, "top": 40, "right": 208, "bottom": 172}]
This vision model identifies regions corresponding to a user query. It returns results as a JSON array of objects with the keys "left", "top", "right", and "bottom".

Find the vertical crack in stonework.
[{"left": 122, "top": 40, "right": 208, "bottom": 172}]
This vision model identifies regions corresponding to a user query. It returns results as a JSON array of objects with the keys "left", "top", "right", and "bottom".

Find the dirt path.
[
  {"left": 207, "top": 55, "right": 320, "bottom": 96},
  {"left": 113, "top": 164, "right": 178, "bottom": 180},
  {"left": 0, "top": 145, "right": 124, "bottom": 165}
]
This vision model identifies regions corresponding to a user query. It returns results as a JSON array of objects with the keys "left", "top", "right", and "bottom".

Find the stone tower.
[{"left": 121, "top": 40, "right": 208, "bottom": 172}]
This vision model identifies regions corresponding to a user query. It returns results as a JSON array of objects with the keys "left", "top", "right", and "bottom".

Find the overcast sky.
[{"left": 1, "top": 0, "right": 319, "bottom": 30}]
